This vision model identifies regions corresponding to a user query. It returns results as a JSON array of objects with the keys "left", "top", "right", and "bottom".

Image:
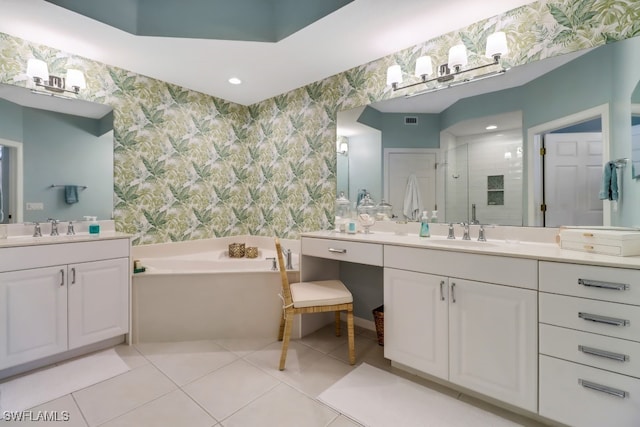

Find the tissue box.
[{"left": 559, "top": 229, "right": 640, "bottom": 256}]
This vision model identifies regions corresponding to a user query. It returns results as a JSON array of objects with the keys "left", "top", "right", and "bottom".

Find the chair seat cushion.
[{"left": 290, "top": 280, "right": 353, "bottom": 308}]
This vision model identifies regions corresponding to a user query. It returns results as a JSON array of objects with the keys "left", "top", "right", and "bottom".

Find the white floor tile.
[
  {"left": 327, "top": 415, "right": 365, "bottom": 427},
  {"left": 72, "top": 364, "right": 176, "bottom": 426},
  {"left": 214, "top": 337, "right": 277, "bottom": 357},
  {"left": 135, "top": 340, "right": 238, "bottom": 386},
  {"left": 99, "top": 389, "right": 216, "bottom": 427},
  {"left": 113, "top": 344, "right": 149, "bottom": 370},
  {"left": 221, "top": 383, "right": 338, "bottom": 427},
  {"left": 183, "top": 359, "right": 279, "bottom": 421}
]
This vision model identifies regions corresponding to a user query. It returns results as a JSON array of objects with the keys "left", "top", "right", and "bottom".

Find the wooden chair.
[{"left": 275, "top": 237, "right": 355, "bottom": 370}]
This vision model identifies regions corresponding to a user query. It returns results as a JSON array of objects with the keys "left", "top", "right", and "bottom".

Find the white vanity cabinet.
[
  {"left": 383, "top": 245, "right": 538, "bottom": 412},
  {"left": 538, "top": 261, "right": 640, "bottom": 427},
  {"left": 0, "top": 266, "right": 68, "bottom": 369},
  {"left": 0, "top": 238, "right": 130, "bottom": 372},
  {"left": 383, "top": 268, "right": 449, "bottom": 379}
]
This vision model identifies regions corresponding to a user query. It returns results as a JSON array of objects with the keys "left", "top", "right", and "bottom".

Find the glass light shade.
[
  {"left": 26, "top": 58, "right": 49, "bottom": 81},
  {"left": 339, "top": 141, "right": 348, "bottom": 154},
  {"left": 448, "top": 44, "right": 468, "bottom": 69},
  {"left": 386, "top": 64, "right": 403, "bottom": 86},
  {"left": 65, "top": 69, "right": 86, "bottom": 89},
  {"left": 414, "top": 56, "right": 433, "bottom": 78},
  {"left": 486, "top": 31, "right": 508, "bottom": 59}
]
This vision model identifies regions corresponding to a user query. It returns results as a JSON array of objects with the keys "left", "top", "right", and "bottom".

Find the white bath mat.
[
  {"left": 318, "top": 363, "right": 522, "bottom": 427},
  {"left": 0, "top": 348, "right": 129, "bottom": 417}
]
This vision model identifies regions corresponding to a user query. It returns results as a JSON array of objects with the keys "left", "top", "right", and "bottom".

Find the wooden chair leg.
[
  {"left": 347, "top": 308, "right": 355, "bottom": 365},
  {"left": 279, "top": 311, "right": 294, "bottom": 370},
  {"left": 278, "top": 309, "right": 286, "bottom": 341},
  {"left": 335, "top": 311, "right": 341, "bottom": 337}
]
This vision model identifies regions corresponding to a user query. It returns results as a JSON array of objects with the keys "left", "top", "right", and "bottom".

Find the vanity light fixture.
[
  {"left": 337, "top": 141, "right": 349, "bottom": 155},
  {"left": 26, "top": 58, "right": 86, "bottom": 95},
  {"left": 387, "top": 31, "right": 509, "bottom": 92}
]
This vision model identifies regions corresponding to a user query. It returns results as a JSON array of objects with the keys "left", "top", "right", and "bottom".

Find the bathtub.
[{"left": 131, "top": 236, "right": 300, "bottom": 343}]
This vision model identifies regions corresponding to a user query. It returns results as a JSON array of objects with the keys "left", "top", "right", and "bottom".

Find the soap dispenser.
[
  {"left": 430, "top": 210, "right": 438, "bottom": 223},
  {"left": 419, "top": 211, "right": 430, "bottom": 237}
]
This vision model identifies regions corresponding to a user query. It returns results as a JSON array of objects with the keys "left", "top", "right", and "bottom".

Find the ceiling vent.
[{"left": 404, "top": 116, "right": 418, "bottom": 125}]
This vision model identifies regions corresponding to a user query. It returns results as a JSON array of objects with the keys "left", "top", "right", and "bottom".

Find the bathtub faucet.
[
  {"left": 266, "top": 257, "right": 277, "bottom": 271},
  {"left": 283, "top": 248, "right": 293, "bottom": 270}
]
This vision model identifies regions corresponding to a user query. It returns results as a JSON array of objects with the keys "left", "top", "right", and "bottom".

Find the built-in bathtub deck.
[{"left": 131, "top": 236, "right": 300, "bottom": 343}]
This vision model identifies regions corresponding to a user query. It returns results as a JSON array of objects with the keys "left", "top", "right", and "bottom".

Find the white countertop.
[
  {"left": 301, "top": 230, "right": 640, "bottom": 270},
  {"left": 0, "top": 232, "right": 132, "bottom": 249}
]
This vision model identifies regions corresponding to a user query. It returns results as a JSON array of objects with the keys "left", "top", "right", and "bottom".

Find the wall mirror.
[
  {"left": 0, "top": 83, "right": 114, "bottom": 224},
  {"left": 632, "top": 80, "right": 640, "bottom": 179},
  {"left": 337, "top": 35, "right": 640, "bottom": 228}
]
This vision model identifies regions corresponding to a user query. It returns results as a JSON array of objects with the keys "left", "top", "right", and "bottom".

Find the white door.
[
  {"left": 68, "top": 258, "right": 129, "bottom": 349},
  {"left": 385, "top": 151, "right": 437, "bottom": 220},
  {"left": 0, "top": 266, "right": 68, "bottom": 369},
  {"left": 383, "top": 268, "right": 448, "bottom": 379},
  {"left": 448, "top": 278, "right": 538, "bottom": 412},
  {"left": 632, "top": 123, "right": 640, "bottom": 176},
  {"left": 544, "top": 132, "right": 602, "bottom": 227}
]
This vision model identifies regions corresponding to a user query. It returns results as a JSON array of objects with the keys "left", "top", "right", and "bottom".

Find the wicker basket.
[
  {"left": 228, "top": 243, "right": 245, "bottom": 258},
  {"left": 245, "top": 246, "right": 258, "bottom": 258},
  {"left": 372, "top": 305, "right": 384, "bottom": 346}
]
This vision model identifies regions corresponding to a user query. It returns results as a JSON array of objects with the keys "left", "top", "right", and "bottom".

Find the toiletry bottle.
[
  {"left": 419, "top": 211, "right": 430, "bottom": 237},
  {"left": 88, "top": 216, "right": 100, "bottom": 235},
  {"left": 430, "top": 210, "right": 438, "bottom": 223}
]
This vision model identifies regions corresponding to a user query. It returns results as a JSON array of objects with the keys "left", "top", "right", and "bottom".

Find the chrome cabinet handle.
[
  {"left": 328, "top": 248, "right": 347, "bottom": 254},
  {"left": 578, "top": 312, "right": 630, "bottom": 327},
  {"left": 439, "top": 280, "right": 445, "bottom": 301},
  {"left": 451, "top": 282, "right": 456, "bottom": 303},
  {"left": 71, "top": 267, "right": 76, "bottom": 284},
  {"left": 578, "top": 278, "right": 629, "bottom": 291},
  {"left": 578, "top": 345, "right": 629, "bottom": 362},
  {"left": 579, "top": 379, "right": 628, "bottom": 399},
  {"left": 60, "top": 269, "right": 64, "bottom": 286}
]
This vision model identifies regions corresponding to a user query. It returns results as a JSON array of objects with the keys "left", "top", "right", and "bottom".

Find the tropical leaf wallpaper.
[{"left": 0, "top": 0, "right": 638, "bottom": 245}]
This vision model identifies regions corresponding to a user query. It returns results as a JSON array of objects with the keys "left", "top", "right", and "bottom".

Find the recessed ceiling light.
[
  {"left": 486, "top": 125, "right": 498, "bottom": 130},
  {"left": 228, "top": 77, "right": 242, "bottom": 85}
]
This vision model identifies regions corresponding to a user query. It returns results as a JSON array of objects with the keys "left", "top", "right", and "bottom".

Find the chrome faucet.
[
  {"left": 67, "top": 221, "right": 75, "bottom": 235},
  {"left": 282, "top": 248, "right": 293, "bottom": 270},
  {"left": 470, "top": 203, "right": 480, "bottom": 225},
  {"left": 32, "top": 222, "right": 42, "bottom": 237},
  {"left": 447, "top": 223, "right": 455, "bottom": 239},
  {"left": 48, "top": 218, "right": 59, "bottom": 236},
  {"left": 477, "top": 225, "right": 486, "bottom": 242},
  {"left": 460, "top": 222, "right": 470, "bottom": 240},
  {"left": 266, "top": 257, "right": 277, "bottom": 271}
]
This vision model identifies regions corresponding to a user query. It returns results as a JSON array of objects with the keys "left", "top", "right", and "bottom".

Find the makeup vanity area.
[{"left": 300, "top": 225, "right": 640, "bottom": 427}]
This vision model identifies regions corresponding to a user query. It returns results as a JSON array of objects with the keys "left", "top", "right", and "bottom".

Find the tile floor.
[{"left": 3, "top": 325, "right": 550, "bottom": 426}]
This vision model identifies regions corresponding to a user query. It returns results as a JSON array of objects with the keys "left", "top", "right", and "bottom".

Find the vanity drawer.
[
  {"left": 0, "top": 239, "right": 130, "bottom": 272},
  {"left": 301, "top": 237, "right": 383, "bottom": 266},
  {"left": 540, "top": 323, "right": 640, "bottom": 378},
  {"left": 539, "top": 261, "right": 640, "bottom": 305},
  {"left": 384, "top": 245, "right": 537, "bottom": 289},
  {"left": 539, "top": 293, "right": 640, "bottom": 342},
  {"left": 539, "top": 355, "right": 640, "bottom": 427}
]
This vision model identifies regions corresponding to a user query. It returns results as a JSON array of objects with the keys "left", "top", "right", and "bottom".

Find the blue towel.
[
  {"left": 598, "top": 162, "right": 618, "bottom": 201},
  {"left": 65, "top": 185, "right": 79, "bottom": 204}
]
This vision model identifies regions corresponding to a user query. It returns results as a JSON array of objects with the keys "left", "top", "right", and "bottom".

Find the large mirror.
[
  {"left": 338, "top": 35, "right": 640, "bottom": 227},
  {"left": 0, "top": 83, "right": 113, "bottom": 224}
]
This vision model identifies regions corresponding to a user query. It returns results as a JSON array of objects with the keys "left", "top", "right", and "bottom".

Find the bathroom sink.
[{"left": 429, "top": 239, "right": 496, "bottom": 248}]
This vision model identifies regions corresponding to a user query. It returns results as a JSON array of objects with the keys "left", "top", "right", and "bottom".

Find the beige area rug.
[
  {"left": 318, "top": 363, "right": 522, "bottom": 427},
  {"left": 0, "top": 349, "right": 129, "bottom": 418}
]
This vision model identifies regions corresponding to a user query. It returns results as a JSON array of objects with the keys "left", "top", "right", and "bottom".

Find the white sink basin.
[{"left": 429, "top": 239, "right": 496, "bottom": 248}]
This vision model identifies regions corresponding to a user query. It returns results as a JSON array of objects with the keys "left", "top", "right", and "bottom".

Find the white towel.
[{"left": 403, "top": 174, "right": 422, "bottom": 221}]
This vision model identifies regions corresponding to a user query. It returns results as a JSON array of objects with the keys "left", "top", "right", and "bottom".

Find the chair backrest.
[{"left": 274, "top": 237, "right": 293, "bottom": 308}]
